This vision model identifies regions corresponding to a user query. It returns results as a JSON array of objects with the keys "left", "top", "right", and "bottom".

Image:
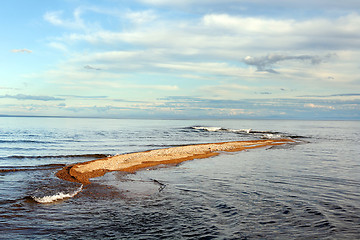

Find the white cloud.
[
  {"left": 44, "top": 11, "right": 64, "bottom": 25},
  {"left": 136, "top": 85, "right": 179, "bottom": 91},
  {"left": 80, "top": 50, "right": 144, "bottom": 62},
  {"left": 48, "top": 42, "right": 68, "bottom": 52},
  {"left": 199, "top": 84, "right": 252, "bottom": 99},
  {"left": 139, "top": 0, "right": 360, "bottom": 10},
  {"left": 81, "top": 81, "right": 179, "bottom": 91},
  {"left": 243, "top": 53, "right": 334, "bottom": 73},
  {"left": 44, "top": 8, "right": 85, "bottom": 29},
  {"left": 304, "top": 103, "right": 335, "bottom": 110},
  {"left": 11, "top": 49, "right": 32, "bottom": 53},
  {"left": 84, "top": 65, "right": 102, "bottom": 71},
  {"left": 155, "top": 62, "right": 251, "bottom": 78},
  {"left": 0, "top": 94, "right": 64, "bottom": 101},
  {"left": 125, "top": 10, "right": 157, "bottom": 24},
  {"left": 40, "top": 6, "right": 360, "bottom": 107},
  {"left": 40, "top": 12, "right": 360, "bottom": 96},
  {"left": 202, "top": 14, "right": 293, "bottom": 34},
  {"left": 58, "top": 13, "right": 360, "bottom": 55}
]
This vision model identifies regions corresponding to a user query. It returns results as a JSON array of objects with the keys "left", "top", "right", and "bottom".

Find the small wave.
[
  {"left": 7, "top": 153, "right": 108, "bottom": 159},
  {"left": 31, "top": 185, "right": 83, "bottom": 203},
  {"left": 190, "top": 126, "right": 306, "bottom": 139},
  {"left": 0, "top": 164, "right": 66, "bottom": 173},
  {"left": 192, "top": 126, "right": 224, "bottom": 132},
  {"left": 260, "top": 134, "right": 285, "bottom": 139},
  {"left": 192, "top": 126, "right": 251, "bottom": 133},
  {"left": 142, "top": 144, "right": 194, "bottom": 148},
  {"left": 191, "top": 126, "right": 264, "bottom": 134},
  {"left": 228, "top": 129, "right": 252, "bottom": 134},
  {"left": 0, "top": 139, "right": 56, "bottom": 144}
]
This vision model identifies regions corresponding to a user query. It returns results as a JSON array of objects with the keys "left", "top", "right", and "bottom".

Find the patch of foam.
[
  {"left": 230, "top": 129, "right": 252, "bottom": 134},
  {"left": 192, "top": 126, "right": 223, "bottom": 132},
  {"left": 191, "top": 126, "right": 299, "bottom": 140},
  {"left": 261, "top": 134, "right": 284, "bottom": 139}
]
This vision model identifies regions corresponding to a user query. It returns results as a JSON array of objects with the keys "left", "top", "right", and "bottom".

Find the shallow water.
[{"left": 0, "top": 118, "right": 359, "bottom": 239}]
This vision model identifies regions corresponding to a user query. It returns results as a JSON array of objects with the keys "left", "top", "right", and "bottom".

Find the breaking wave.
[
  {"left": 31, "top": 184, "right": 83, "bottom": 203},
  {"left": 192, "top": 126, "right": 225, "bottom": 132},
  {"left": 190, "top": 126, "right": 305, "bottom": 139}
]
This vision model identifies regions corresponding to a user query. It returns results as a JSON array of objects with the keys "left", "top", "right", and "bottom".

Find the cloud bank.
[
  {"left": 84, "top": 65, "right": 102, "bottom": 71},
  {"left": 2, "top": 1, "right": 360, "bottom": 119},
  {"left": 243, "top": 54, "right": 334, "bottom": 73},
  {"left": 0, "top": 94, "right": 64, "bottom": 101}
]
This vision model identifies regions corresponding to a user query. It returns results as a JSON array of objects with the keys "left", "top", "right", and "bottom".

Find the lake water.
[{"left": 0, "top": 117, "right": 359, "bottom": 239}]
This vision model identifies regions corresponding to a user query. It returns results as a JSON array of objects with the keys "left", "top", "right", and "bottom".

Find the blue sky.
[{"left": 1, "top": 0, "right": 360, "bottom": 119}]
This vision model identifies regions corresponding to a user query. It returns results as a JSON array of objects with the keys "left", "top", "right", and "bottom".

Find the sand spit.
[{"left": 56, "top": 139, "right": 294, "bottom": 184}]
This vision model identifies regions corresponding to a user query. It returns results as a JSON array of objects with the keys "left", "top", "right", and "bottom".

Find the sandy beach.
[{"left": 56, "top": 139, "right": 294, "bottom": 184}]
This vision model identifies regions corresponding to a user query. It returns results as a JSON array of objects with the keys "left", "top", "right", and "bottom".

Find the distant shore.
[{"left": 56, "top": 139, "right": 294, "bottom": 184}]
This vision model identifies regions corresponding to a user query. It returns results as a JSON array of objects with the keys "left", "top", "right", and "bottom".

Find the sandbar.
[{"left": 56, "top": 139, "right": 294, "bottom": 184}]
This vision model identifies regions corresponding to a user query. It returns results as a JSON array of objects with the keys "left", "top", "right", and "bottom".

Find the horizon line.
[{"left": 0, "top": 114, "right": 359, "bottom": 121}]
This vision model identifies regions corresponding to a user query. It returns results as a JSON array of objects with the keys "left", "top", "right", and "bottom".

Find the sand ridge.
[{"left": 56, "top": 139, "right": 294, "bottom": 184}]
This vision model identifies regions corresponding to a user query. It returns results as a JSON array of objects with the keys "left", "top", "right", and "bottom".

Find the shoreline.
[{"left": 56, "top": 139, "right": 294, "bottom": 184}]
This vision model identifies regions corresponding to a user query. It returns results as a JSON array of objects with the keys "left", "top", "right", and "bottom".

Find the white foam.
[
  {"left": 32, "top": 185, "right": 83, "bottom": 203},
  {"left": 261, "top": 134, "right": 283, "bottom": 139},
  {"left": 192, "top": 126, "right": 254, "bottom": 134},
  {"left": 230, "top": 129, "right": 252, "bottom": 134},
  {"left": 193, "top": 126, "right": 223, "bottom": 132},
  {"left": 192, "top": 126, "right": 291, "bottom": 139}
]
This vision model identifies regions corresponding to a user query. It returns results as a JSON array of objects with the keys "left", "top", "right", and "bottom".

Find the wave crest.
[
  {"left": 192, "top": 126, "right": 224, "bottom": 132},
  {"left": 190, "top": 126, "right": 304, "bottom": 139},
  {"left": 31, "top": 185, "right": 83, "bottom": 203}
]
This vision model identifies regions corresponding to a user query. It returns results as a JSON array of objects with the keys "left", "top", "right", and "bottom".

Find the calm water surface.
[{"left": 0, "top": 117, "right": 359, "bottom": 239}]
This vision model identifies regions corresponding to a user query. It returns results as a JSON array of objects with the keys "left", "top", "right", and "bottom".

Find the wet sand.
[{"left": 56, "top": 139, "right": 294, "bottom": 184}]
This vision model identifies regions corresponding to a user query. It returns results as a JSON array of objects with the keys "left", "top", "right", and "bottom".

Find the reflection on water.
[{"left": 0, "top": 118, "right": 359, "bottom": 239}]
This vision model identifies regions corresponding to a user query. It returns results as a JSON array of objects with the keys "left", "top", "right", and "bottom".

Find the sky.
[{"left": 1, "top": 0, "right": 360, "bottom": 119}]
